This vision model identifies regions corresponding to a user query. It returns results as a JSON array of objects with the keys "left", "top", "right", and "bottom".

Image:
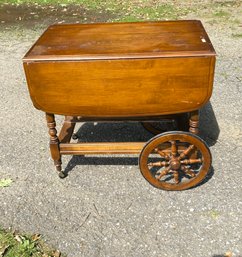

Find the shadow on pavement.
[
  {"left": 63, "top": 101, "right": 219, "bottom": 183},
  {"left": 65, "top": 156, "right": 138, "bottom": 174},
  {"left": 189, "top": 166, "right": 214, "bottom": 190},
  {"left": 200, "top": 101, "right": 220, "bottom": 147}
]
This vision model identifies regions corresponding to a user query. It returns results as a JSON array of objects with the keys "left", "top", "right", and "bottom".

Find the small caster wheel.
[
  {"left": 139, "top": 131, "right": 211, "bottom": 191},
  {"left": 72, "top": 133, "right": 78, "bottom": 140},
  {"left": 58, "top": 171, "right": 66, "bottom": 179}
]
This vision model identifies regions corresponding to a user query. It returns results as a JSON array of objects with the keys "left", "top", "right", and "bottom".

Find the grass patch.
[
  {"left": 0, "top": 227, "right": 64, "bottom": 257},
  {"left": 0, "top": 179, "right": 13, "bottom": 188},
  {"left": 0, "top": 0, "right": 122, "bottom": 8},
  {"left": 213, "top": 0, "right": 239, "bottom": 7},
  {"left": 213, "top": 10, "right": 230, "bottom": 18},
  {"left": 132, "top": 4, "right": 190, "bottom": 20},
  {"left": 232, "top": 33, "right": 242, "bottom": 38},
  {"left": 0, "top": 0, "right": 192, "bottom": 20},
  {"left": 0, "top": 0, "right": 80, "bottom": 4},
  {"left": 114, "top": 3, "right": 192, "bottom": 22},
  {"left": 119, "top": 15, "right": 141, "bottom": 22}
]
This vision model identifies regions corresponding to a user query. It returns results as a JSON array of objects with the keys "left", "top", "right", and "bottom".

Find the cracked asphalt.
[{"left": 0, "top": 5, "right": 241, "bottom": 257}]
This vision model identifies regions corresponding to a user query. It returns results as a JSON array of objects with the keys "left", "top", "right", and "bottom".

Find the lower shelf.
[{"left": 60, "top": 142, "right": 145, "bottom": 155}]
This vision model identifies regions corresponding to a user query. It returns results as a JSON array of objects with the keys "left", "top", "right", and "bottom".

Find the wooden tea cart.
[{"left": 23, "top": 20, "right": 216, "bottom": 190}]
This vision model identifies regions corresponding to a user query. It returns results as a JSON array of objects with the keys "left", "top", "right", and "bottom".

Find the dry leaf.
[
  {"left": 53, "top": 250, "right": 61, "bottom": 257},
  {"left": 14, "top": 235, "right": 23, "bottom": 243},
  {"left": 0, "top": 245, "right": 10, "bottom": 256},
  {"left": 225, "top": 251, "right": 233, "bottom": 257},
  {"left": 32, "top": 234, "right": 41, "bottom": 242}
]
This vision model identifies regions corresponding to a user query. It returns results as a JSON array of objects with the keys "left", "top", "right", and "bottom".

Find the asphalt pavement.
[{"left": 0, "top": 17, "right": 241, "bottom": 257}]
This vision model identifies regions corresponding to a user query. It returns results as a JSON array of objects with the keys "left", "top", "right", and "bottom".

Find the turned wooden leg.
[
  {"left": 46, "top": 113, "right": 64, "bottom": 177},
  {"left": 189, "top": 110, "right": 199, "bottom": 135}
]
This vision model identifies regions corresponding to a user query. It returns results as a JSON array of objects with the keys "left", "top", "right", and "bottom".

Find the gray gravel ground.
[{"left": 0, "top": 7, "right": 242, "bottom": 257}]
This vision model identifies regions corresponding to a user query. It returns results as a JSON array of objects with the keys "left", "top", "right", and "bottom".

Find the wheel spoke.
[
  {"left": 181, "top": 158, "right": 202, "bottom": 165},
  {"left": 185, "top": 169, "right": 196, "bottom": 178},
  {"left": 173, "top": 171, "right": 179, "bottom": 184},
  {"left": 156, "top": 166, "right": 171, "bottom": 180},
  {"left": 181, "top": 166, "right": 196, "bottom": 177},
  {"left": 179, "top": 144, "right": 195, "bottom": 160},
  {"left": 148, "top": 161, "right": 169, "bottom": 167},
  {"left": 154, "top": 148, "right": 170, "bottom": 160},
  {"left": 170, "top": 140, "right": 178, "bottom": 157}
]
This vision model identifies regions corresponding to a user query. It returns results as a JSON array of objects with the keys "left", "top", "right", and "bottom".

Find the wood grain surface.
[
  {"left": 23, "top": 20, "right": 216, "bottom": 61},
  {"left": 24, "top": 56, "right": 215, "bottom": 117}
]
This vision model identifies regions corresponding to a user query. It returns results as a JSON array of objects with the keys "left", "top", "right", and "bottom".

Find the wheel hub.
[{"left": 170, "top": 159, "right": 181, "bottom": 170}]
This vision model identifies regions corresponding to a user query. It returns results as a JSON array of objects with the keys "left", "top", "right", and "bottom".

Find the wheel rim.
[
  {"left": 141, "top": 114, "right": 189, "bottom": 135},
  {"left": 139, "top": 132, "right": 211, "bottom": 191},
  {"left": 141, "top": 121, "right": 176, "bottom": 135}
]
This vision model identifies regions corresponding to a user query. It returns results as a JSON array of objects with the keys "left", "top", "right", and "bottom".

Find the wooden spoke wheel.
[
  {"left": 141, "top": 113, "right": 189, "bottom": 135},
  {"left": 139, "top": 131, "right": 211, "bottom": 191}
]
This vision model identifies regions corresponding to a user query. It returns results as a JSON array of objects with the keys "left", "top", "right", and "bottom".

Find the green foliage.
[
  {"left": 118, "top": 16, "right": 141, "bottom": 22},
  {"left": 0, "top": 0, "right": 115, "bottom": 5},
  {"left": 132, "top": 4, "right": 190, "bottom": 20},
  {"left": 6, "top": 238, "right": 38, "bottom": 256},
  {"left": 0, "top": 179, "right": 13, "bottom": 188},
  {"left": 0, "top": 228, "right": 63, "bottom": 257},
  {"left": 232, "top": 33, "right": 242, "bottom": 38},
  {"left": 0, "top": 229, "right": 38, "bottom": 257},
  {"left": 0, "top": 0, "right": 191, "bottom": 20},
  {"left": 213, "top": 10, "right": 230, "bottom": 18}
]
